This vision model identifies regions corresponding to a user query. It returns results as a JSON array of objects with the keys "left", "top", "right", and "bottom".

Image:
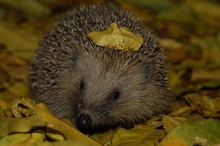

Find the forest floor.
[{"left": 0, "top": 0, "right": 220, "bottom": 145}]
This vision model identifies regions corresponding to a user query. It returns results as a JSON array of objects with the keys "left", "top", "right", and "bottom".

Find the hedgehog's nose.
[{"left": 77, "top": 113, "right": 92, "bottom": 130}]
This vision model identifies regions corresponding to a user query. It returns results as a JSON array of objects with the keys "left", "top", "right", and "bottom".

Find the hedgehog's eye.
[
  {"left": 111, "top": 90, "right": 120, "bottom": 100},
  {"left": 80, "top": 80, "right": 84, "bottom": 91}
]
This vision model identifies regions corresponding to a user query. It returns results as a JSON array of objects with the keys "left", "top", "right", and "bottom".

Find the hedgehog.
[{"left": 29, "top": 5, "right": 170, "bottom": 133}]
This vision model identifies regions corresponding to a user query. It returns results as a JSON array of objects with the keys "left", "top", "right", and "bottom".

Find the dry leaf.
[
  {"left": 159, "top": 38, "right": 186, "bottom": 63},
  {"left": 0, "top": 0, "right": 50, "bottom": 16},
  {"left": 90, "top": 130, "right": 116, "bottom": 145},
  {"left": 162, "top": 116, "right": 188, "bottom": 133},
  {"left": 0, "top": 98, "right": 101, "bottom": 146},
  {"left": 0, "top": 21, "right": 38, "bottom": 59},
  {"left": 145, "top": 116, "right": 163, "bottom": 128},
  {"left": 8, "top": 133, "right": 45, "bottom": 146},
  {"left": 161, "top": 119, "right": 220, "bottom": 146},
  {"left": 1, "top": 0, "right": 220, "bottom": 145},
  {"left": 169, "top": 106, "right": 191, "bottom": 117},
  {"left": 7, "top": 82, "right": 28, "bottom": 97},
  {"left": 40, "top": 140, "right": 92, "bottom": 146},
  {"left": 88, "top": 23, "right": 143, "bottom": 51},
  {"left": 184, "top": 93, "right": 215, "bottom": 117},
  {"left": 0, "top": 132, "right": 90, "bottom": 146},
  {"left": 0, "top": 106, "right": 6, "bottom": 117},
  {"left": 46, "top": 133, "right": 65, "bottom": 141},
  {"left": 191, "top": 69, "right": 220, "bottom": 82},
  {"left": 112, "top": 125, "right": 165, "bottom": 146},
  {"left": 0, "top": 133, "right": 34, "bottom": 146},
  {"left": 19, "top": 98, "right": 101, "bottom": 145},
  {"left": 0, "top": 115, "right": 47, "bottom": 137},
  {"left": 11, "top": 98, "right": 35, "bottom": 118}
]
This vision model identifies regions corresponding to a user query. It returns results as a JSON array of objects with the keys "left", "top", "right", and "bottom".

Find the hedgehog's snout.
[{"left": 77, "top": 113, "right": 92, "bottom": 132}]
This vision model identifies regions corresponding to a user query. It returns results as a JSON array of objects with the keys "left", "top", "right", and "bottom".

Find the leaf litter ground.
[{"left": 0, "top": 0, "right": 220, "bottom": 146}]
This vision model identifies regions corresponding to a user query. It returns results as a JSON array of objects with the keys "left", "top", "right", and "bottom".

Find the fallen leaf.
[
  {"left": 0, "top": 133, "right": 32, "bottom": 146},
  {"left": 185, "top": 1, "right": 220, "bottom": 19},
  {"left": 168, "top": 70, "right": 181, "bottom": 88},
  {"left": 0, "top": 106, "right": 6, "bottom": 117},
  {"left": 159, "top": 38, "right": 186, "bottom": 63},
  {"left": 191, "top": 69, "right": 220, "bottom": 82},
  {"left": 0, "top": 98, "right": 101, "bottom": 146},
  {"left": 160, "top": 119, "right": 220, "bottom": 146},
  {"left": 88, "top": 23, "right": 143, "bottom": 51},
  {"left": 169, "top": 106, "right": 191, "bottom": 117},
  {"left": 145, "top": 116, "right": 163, "bottom": 128},
  {"left": 11, "top": 98, "right": 35, "bottom": 118},
  {"left": 0, "top": 0, "right": 50, "bottom": 16},
  {"left": 0, "top": 21, "right": 38, "bottom": 60},
  {"left": 162, "top": 116, "right": 188, "bottom": 133},
  {"left": 0, "top": 91, "right": 20, "bottom": 110},
  {"left": 40, "top": 140, "right": 91, "bottom": 146},
  {"left": 0, "top": 115, "right": 47, "bottom": 137},
  {"left": 184, "top": 93, "right": 215, "bottom": 117},
  {"left": 0, "top": 50, "right": 28, "bottom": 66},
  {"left": 112, "top": 125, "right": 165, "bottom": 146},
  {"left": 7, "top": 81, "right": 28, "bottom": 97},
  {"left": 19, "top": 98, "right": 101, "bottom": 145},
  {"left": 0, "top": 132, "right": 90, "bottom": 146},
  {"left": 90, "top": 130, "right": 116, "bottom": 145},
  {"left": 46, "top": 133, "right": 65, "bottom": 141}
]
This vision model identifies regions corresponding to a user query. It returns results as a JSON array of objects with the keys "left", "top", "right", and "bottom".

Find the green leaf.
[{"left": 161, "top": 119, "right": 220, "bottom": 146}]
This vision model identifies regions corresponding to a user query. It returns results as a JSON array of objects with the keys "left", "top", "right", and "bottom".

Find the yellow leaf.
[
  {"left": 0, "top": 98, "right": 101, "bottom": 146},
  {"left": 0, "top": 133, "right": 44, "bottom": 146},
  {"left": 0, "top": 133, "right": 30, "bottom": 146},
  {"left": 0, "top": 21, "right": 38, "bottom": 59},
  {"left": 162, "top": 116, "right": 188, "bottom": 133},
  {"left": 11, "top": 98, "right": 35, "bottom": 118},
  {"left": 90, "top": 130, "right": 116, "bottom": 145},
  {"left": 112, "top": 125, "right": 165, "bottom": 146},
  {"left": 88, "top": 23, "right": 143, "bottom": 51},
  {"left": 184, "top": 93, "right": 215, "bottom": 117},
  {"left": 0, "top": 106, "right": 6, "bottom": 117},
  {"left": 191, "top": 69, "right": 220, "bottom": 82},
  {"left": 46, "top": 133, "right": 65, "bottom": 141},
  {"left": 0, "top": 133, "right": 91, "bottom": 146},
  {"left": 145, "top": 116, "right": 163, "bottom": 128},
  {"left": 19, "top": 98, "right": 101, "bottom": 146},
  {"left": 0, "top": 116, "right": 47, "bottom": 137},
  {"left": 169, "top": 106, "right": 191, "bottom": 117},
  {"left": 7, "top": 81, "right": 28, "bottom": 98},
  {"left": 161, "top": 140, "right": 187, "bottom": 146},
  {"left": 41, "top": 140, "right": 91, "bottom": 146}
]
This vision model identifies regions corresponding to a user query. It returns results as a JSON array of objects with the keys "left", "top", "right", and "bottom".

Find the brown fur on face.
[{"left": 29, "top": 5, "right": 170, "bottom": 133}]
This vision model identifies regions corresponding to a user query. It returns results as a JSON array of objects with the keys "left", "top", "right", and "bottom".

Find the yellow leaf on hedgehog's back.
[{"left": 88, "top": 23, "right": 143, "bottom": 51}]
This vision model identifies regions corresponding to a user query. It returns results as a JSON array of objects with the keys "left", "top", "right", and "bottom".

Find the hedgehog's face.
[{"left": 68, "top": 49, "right": 165, "bottom": 133}]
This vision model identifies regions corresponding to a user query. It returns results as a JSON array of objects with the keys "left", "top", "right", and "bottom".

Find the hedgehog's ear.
[{"left": 143, "top": 63, "right": 154, "bottom": 81}]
